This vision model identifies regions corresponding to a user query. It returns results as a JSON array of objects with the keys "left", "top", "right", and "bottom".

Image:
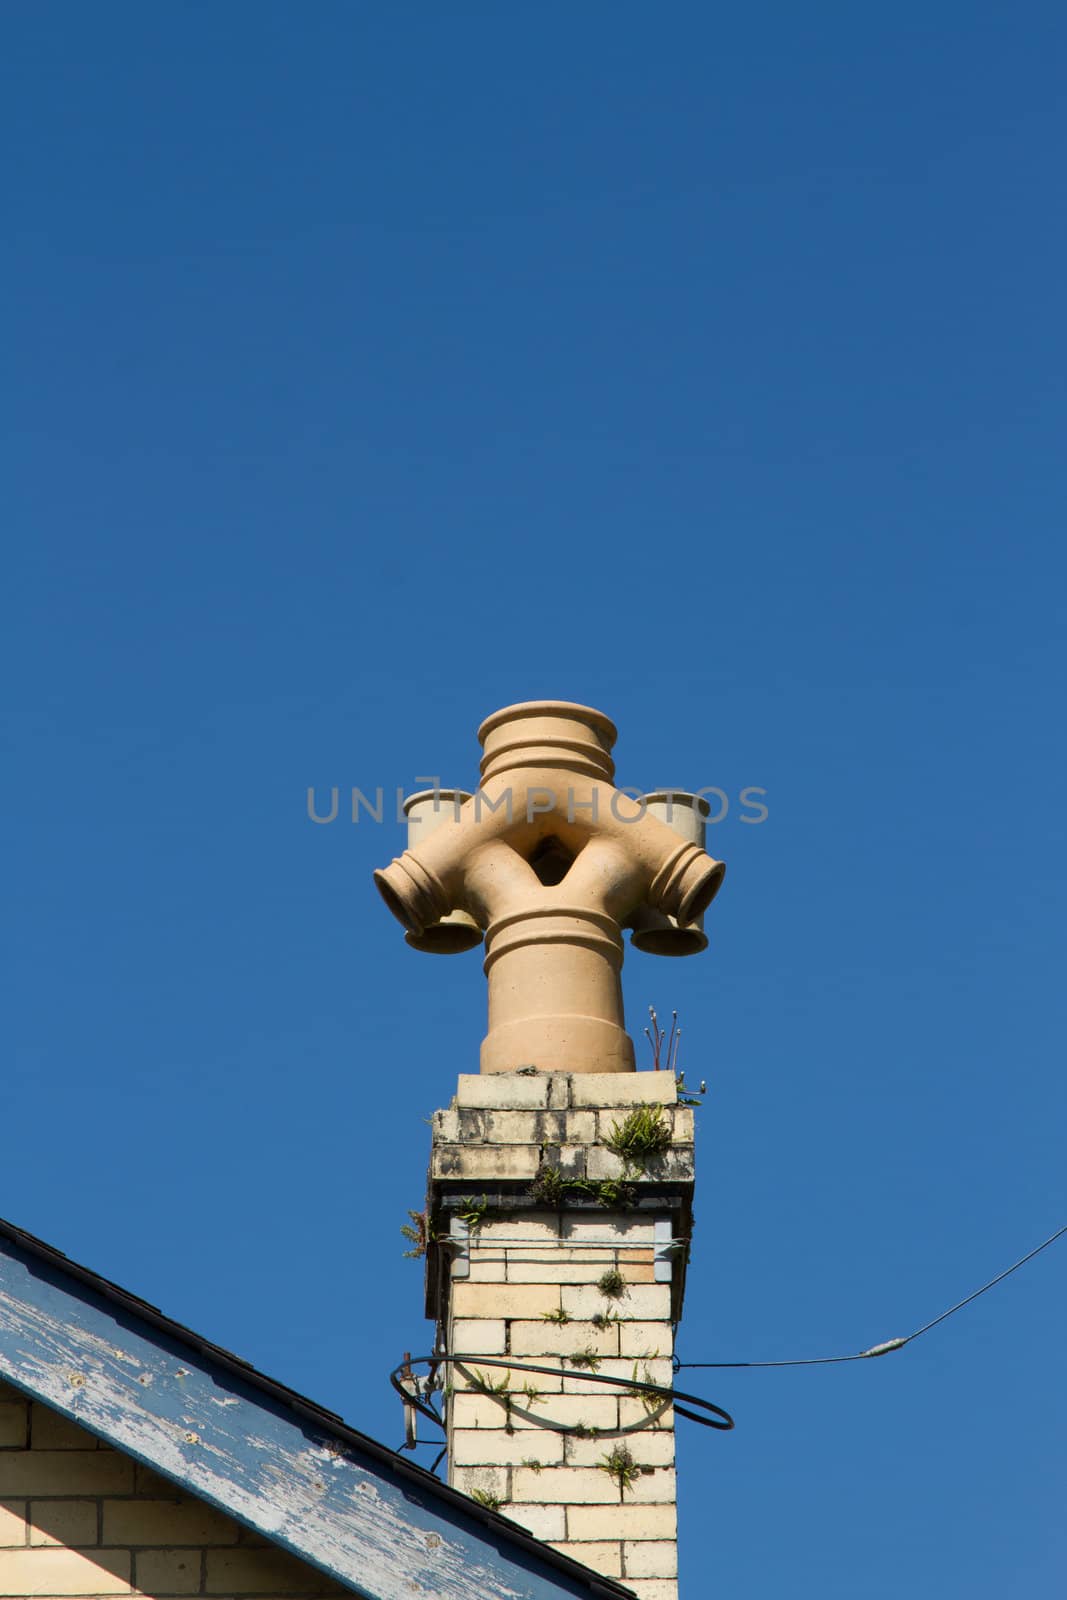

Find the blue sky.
[{"left": 4, "top": 4, "right": 1065, "bottom": 1595}]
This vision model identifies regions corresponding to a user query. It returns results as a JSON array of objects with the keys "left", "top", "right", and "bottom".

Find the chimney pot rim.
[
  {"left": 477, "top": 700, "right": 618, "bottom": 748},
  {"left": 402, "top": 788, "right": 473, "bottom": 814},
  {"left": 641, "top": 790, "right": 712, "bottom": 815}
]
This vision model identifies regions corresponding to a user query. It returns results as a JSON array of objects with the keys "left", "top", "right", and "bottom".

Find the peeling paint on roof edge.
[{"left": 0, "top": 1216, "right": 634, "bottom": 1600}]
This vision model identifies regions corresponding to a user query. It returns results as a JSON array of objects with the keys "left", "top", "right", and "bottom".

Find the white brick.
[
  {"left": 506, "top": 1257, "right": 611, "bottom": 1284},
  {"left": 548, "top": 1540, "right": 622, "bottom": 1576},
  {"left": 503, "top": 1397, "right": 558, "bottom": 1429},
  {"left": 102, "top": 1500, "right": 237, "bottom": 1546},
  {"left": 501, "top": 1320, "right": 575, "bottom": 1360},
  {"left": 615, "top": 1358, "right": 675, "bottom": 1398},
  {"left": 462, "top": 1257, "right": 507, "bottom": 1282},
  {"left": 136, "top": 1550, "right": 203, "bottom": 1594},
  {"left": 593, "top": 1106, "right": 693, "bottom": 1143},
  {"left": 432, "top": 1143, "right": 540, "bottom": 1180},
  {"left": 561, "top": 1357, "right": 635, "bottom": 1394},
  {"left": 627, "top": 1580, "right": 678, "bottom": 1600},
  {"left": 586, "top": 1146, "right": 693, "bottom": 1181},
  {"left": 547, "top": 1074, "right": 573, "bottom": 1109},
  {"left": 478, "top": 1212, "right": 561, "bottom": 1242},
  {"left": 28, "top": 1500, "right": 98, "bottom": 1546},
  {"left": 502, "top": 1242, "right": 602, "bottom": 1264},
  {"left": 670, "top": 1107, "right": 694, "bottom": 1142},
  {"left": 454, "top": 1466, "right": 507, "bottom": 1500},
  {"left": 619, "top": 1322, "right": 674, "bottom": 1358},
  {"left": 482, "top": 1109, "right": 575, "bottom": 1144},
  {"left": 456, "top": 1074, "right": 550, "bottom": 1108},
  {"left": 569, "top": 1075, "right": 677, "bottom": 1107},
  {"left": 451, "top": 1356, "right": 511, "bottom": 1395},
  {"left": 618, "top": 1260, "right": 658, "bottom": 1285},
  {"left": 452, "top": 1362, "right": 562, "bottom": 1395},
  {"left": 451, "top": 1428, "right": 566, "bottom": 1467},
  {"left": 584, "top": 1147, "right": 627, "bottom": 1180},
  {"left": 567, "top": 1503, "right": 676, "bottom": 1540},
  {"left": 565, "top": 1429, "right": 674, "bottom": 1467},
  {"left": 627, "top": 1466, "right": 677, "bottom": 1503},
  {"left": 562, "top": 1284, "right": 672, "bottom": 1321},
  {"left": 562, "top": 1215, "right": 655, "bottom": 1243},
  {"left": 504, "top": 1503, "right": 566, "bottom": 1540},
  {"left": 483, "top": 1110, "right": 552, "bottom": 1143},
  {"left": 31, "top": 1409, "right": 101, "bottom": 1452},
  {"left": 624, "top": 1431, "right": 675, "bottom": 1467},
  {"left": 0, "top": 1547, "right": 130, "bottom": 1594},
  {"left": 555, "top": 1145, "right": 589, "bottom": 1179},
  {"left": 206, "top": 1546, "right": 340, "bottom": 1593},
  {"left": 509, "top": 1320, "right": 619, "bottom": 1359},
  {"left": 452, "top": 1283, "right": 559, "bottom": 1320},
  {"left": 624, "top": 1539, "right": 678, "bottom": 1577},
  {"left": 0, "top": 1404, "right": 27, "bottom": 1449},
  {"left": 510, "top": 1466, "right": 617, "bottom": 1504},
  {"left": 562, "top": 1432, "right": 623, "bottom": 1467},
  {"left": 450, "top": 1394, "right": 521, "bottom": 1429},
  {"left": 0, "top": 1503, "right": 26, "bottom": 1547},
  {"left": 516, "top": 1394, "right": 619, "bottom": 1432},
  {"left": 0, "top": 1453, "right": 133, "bottom": 1496},
  {"left": 432, "top": 1107, "right": 463, "bottom": 1141},
  {"left": 561, "top": 1110, "right": 597, "bottom": 1142},
  {"left": 451, "top": 1319, "right": 507, "bottom": 1354},
  {"left": 619, "top": 1398, "right": 673, "bottom": 1429}
]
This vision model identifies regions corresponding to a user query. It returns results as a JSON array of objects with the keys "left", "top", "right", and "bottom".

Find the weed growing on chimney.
[
  {"left": 604, "top": 1104, "right": 672, "bottom": 1171},
  {"left": 542, "top": 1306, "right": 571, "bottom": 1324},
  {"left": 590, "top": 1309, "right": 620, "bottom": 1331},
  {"left": 569, "top": 1348, "right": 601, "bottom": 1371},
  {"left": 519, "top": 1381, "right": 543, "bottom": 1407},
  {"left": 599, "top": 1444, "right": 641, "bottom": 1495},
  {"left": 529, "top": 1166, "right": 637, "bottom": 1209},
  {"left": 457, "top": 1194, "right": 490, "bottom": 1232},
  {"left": 468, "top": 1370, "right": 510, "bottom": 1398},
  {"left": 469, "top": 1488, "right": 503, "bottom": 1512},
  {"left": 596, "top": 1269, "right": 627, "bottom": 1299},
  {"left": 590, "top": 1177, "right": 636, "bottom": 1208},
  {"left": 520, "top": 1459, "right": 543, "bottom": 1472},
  {"left": 399, "top": 1209, "right": 437, "bottom": 1258},
  {"left": 626, "top": 1358, "right": 664, "bottom": 1414},
  {"left": 466, "top": 1368, "right": 515, "bottom": 1430},
  {"left": 529, "top": 1164, "right": 568, "bottom": 1206}
]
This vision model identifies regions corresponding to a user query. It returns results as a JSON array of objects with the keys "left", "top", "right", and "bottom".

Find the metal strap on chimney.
[{"left": 444, "top": 1217, "right": 688, "bottom": 1282}]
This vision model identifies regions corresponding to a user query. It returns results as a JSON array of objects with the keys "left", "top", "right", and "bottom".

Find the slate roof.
[{"left": 0, "top": 1215, "right": 635, "bottom": 1600}]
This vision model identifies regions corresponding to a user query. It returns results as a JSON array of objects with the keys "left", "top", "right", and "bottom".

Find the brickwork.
[
  {"left": 0, "top": 1381, "right": 344, "bottom": 1600},
  {"left": 427, "top": 1071, "right": 693, "bottom": 1600}
]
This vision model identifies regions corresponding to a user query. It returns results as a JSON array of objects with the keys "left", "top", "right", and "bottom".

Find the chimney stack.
[{"left": 375, "top": 702, "right": 725, "bottom": 1600}]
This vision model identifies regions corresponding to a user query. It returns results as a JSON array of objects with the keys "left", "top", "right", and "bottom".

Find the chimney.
[{"left": 376, "top": 702, "right": 725, "bottom": 1600}]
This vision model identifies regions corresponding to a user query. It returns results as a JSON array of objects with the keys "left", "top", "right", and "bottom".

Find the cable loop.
[{"left": 389, "top": 1353, "right": 734, "bottom": 1439}]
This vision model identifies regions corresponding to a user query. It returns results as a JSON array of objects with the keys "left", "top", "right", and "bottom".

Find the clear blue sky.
[{"left": 5, "top": 5, "right": 1065, "bottom": 1595}]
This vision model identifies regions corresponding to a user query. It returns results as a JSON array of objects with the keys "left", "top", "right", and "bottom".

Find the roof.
[{"left": 0, "top": 1215, "right": 635, "bottom": 1600}]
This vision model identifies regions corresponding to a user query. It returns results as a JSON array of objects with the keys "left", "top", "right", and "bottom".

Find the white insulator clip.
[{"left": 860, "top": 1337, "right": 908, "bottom": 1358}]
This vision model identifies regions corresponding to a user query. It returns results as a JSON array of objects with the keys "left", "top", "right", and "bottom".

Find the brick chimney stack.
[{"left": 375, "top": 702, "right": 725, "bottom": 1600}]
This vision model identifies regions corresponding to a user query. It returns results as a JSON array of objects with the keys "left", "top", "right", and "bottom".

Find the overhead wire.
[
  {"left": 677, "top": 1222, "right": 1066, "bottom": 1370},
  {"left": 391, "top": 1221, "right": 1064, "bottom": 1466}
]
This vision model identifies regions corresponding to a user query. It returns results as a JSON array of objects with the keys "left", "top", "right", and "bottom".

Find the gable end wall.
[{"left": 0, "top": 1381, "right": 349, "bottom": 1600}]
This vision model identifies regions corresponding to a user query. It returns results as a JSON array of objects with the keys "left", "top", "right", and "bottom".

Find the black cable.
[
  {"left": 390, "top": 1353, "right": 734, "bottom": 1434},
  {"left": 678, "top": 1222, "right": 1066, "bottom": 1370},
  {"left": 392, "top": 1224, "right": 1064, "bottom": 1466}
]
